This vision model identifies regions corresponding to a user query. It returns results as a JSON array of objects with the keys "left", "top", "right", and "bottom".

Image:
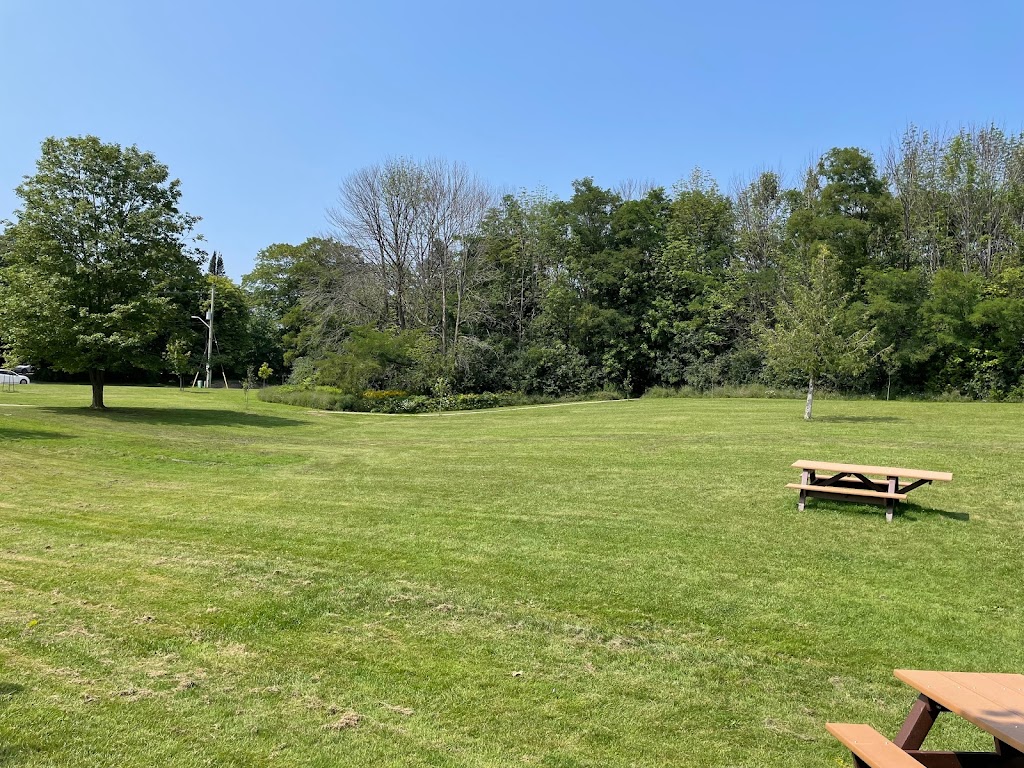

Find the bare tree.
[
  {"left": 885, "top": 124, "right": 1024, "bottom": 276},
  {"left": 732, "top": 170, "right": 789, "bottom": 273},
  {"left": 329, "top": 158, "right": 428, "bottom": 329},
  {"left": 328, "top": 157, "right": 494, "bottom": 354},
  {"left": 884, "top": 125, "right": 946, "bottom": 272},
  {"left": 420, "top": 159, "right": 494, "bottom": 353},
  {"left": 614, "top": 177, "right": 658, "bottom": 201},
  {"left": 943, "top": 125, "right": 1022, "bottom": 276}
]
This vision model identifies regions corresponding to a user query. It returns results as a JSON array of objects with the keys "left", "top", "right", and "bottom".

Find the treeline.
[
  {"left": 9, "top": 128, "right": 1019, "bottom": 401},
  {"left": 234, "top": 125, "right": 1024, "bottom": 401}
]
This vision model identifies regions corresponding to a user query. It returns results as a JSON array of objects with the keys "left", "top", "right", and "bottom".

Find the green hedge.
[{"left": 258, "top": 386, "right": 622, "bottom": 414}]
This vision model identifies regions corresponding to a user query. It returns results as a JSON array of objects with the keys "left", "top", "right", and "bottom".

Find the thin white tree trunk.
[{"left": 804, "top": 376, "right": 814, "bottom": 420}]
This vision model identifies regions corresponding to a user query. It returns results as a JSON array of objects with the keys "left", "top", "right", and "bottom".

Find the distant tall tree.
[
  {"left": 884, "top": 126, "right": 949, "bottom": 272},
  {"left": 208, "top": 251, "right": 226, "bottom": 276},
  {"left": 733, "top": 171, "right": 788, "bottom": 274},
  {"left": 941, "top": 126, "right": 1023, "bottom": 276},
  {"left": 0, "top": 136, "right": 202, "bottom": 408},
  {"left": 647, "top": 170, "right": 736, "bottom": 388},
  {"left": 666, "top": 169, "right": 734, "bottom": 275},
  {"left": 732, "top": 170, "right": 790, "bottom": 322},
  {"left": 760, "top": 246, "right": 878, "bottom": 419},
  {"left": 418, "top": 159, "right": 494, "bottom": 355},
  {"left": 547, "top": 178, "right": 640, "bottom": 385},
  {"left": 479, "top": 191, "right": 557, "bottom": 345},
  {"left": 329, "top": 158, "right": 427, "bottom": 330},
  {"left": 243, "top": 239, "right": 327, "bottom": 318},
  {"left": 788, "top": 147, "right": 899, "bottom": 286}
]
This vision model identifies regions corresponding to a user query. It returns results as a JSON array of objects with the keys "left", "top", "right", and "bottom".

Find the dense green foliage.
[
  {"left": 241, "top": 127, "right": 1024, "bottom": 402},
  {"left": 4, "top": 127, "right": 1023, "bottom": 402},
  {"left": 0, "top": 385, "right": 1020, "bottom": 766}
]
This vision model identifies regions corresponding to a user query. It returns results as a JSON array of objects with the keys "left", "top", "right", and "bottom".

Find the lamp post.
[{"left": 191, "top": 284, "right": 215, "bottom": 389}]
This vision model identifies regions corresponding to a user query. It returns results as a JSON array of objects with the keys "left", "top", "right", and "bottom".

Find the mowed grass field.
[{"left": 0, "top": 385, "right": 1021, "bottom": 767}]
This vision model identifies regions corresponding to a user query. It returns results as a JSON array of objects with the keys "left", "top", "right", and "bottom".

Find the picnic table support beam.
[
  {"left": 886, "top": 476, "right": 898, "bottom": 521},
  {"left": 996, "top": 740, "right": 1024, "bottom": 761},
  {"left": 899, "top": 478, "right": 934, "bottom": 494},
  {"left": 799, "top": 469, "right": 809, "bottom": 511},
  {"left": 816, "top": 472, "right": 852, "bottom": 487},
  {"left": 895, "top": 694, "right": 944, "bottom": 749},
  {"left": 905, "top": 751, "right": 1024, "bottom": 767}
]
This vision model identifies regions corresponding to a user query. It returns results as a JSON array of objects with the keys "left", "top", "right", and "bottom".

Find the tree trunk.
[
  {"left": 804, "top": 375, "right": 814, "bottom": 420},
  {"left": 89, "top": 369, "right": 106, "bottom": 410}
]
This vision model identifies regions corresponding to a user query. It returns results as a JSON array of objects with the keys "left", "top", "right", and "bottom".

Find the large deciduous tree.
[{"left": 0, "top": 136, "right": 203, "bottom": 408}]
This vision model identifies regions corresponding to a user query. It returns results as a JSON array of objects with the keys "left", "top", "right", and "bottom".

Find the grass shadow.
[
  {"left": 0, "top": 683, "right": 24, "bottom": 696},
  {"left": 0, "top": 428, "right": 70, "bottom": 441},
  {"left": 808, "top": 499, "right": 969, "bottom": 522},
  {"left": 898, "top": 502, "right": 970, "bottom": 522},
  {"left": 40, "top": 407, "right": 303, "bottom": 429},
  {"left": 813, "top": 415, "right": 903, "bottom": 423}
]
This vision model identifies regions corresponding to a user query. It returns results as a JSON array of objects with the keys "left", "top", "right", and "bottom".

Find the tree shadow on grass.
[
  {"left": 809, "top": 499, "right": 969, "bottom": 522},
  {"left": 0, "top": 427, "right": 70, "bottom": 441},
  {"left": 813, "top": 415, "right": 903, "bottom": 423},
  {"left": 40, "top": 407, "right": 303, "bottom": 429},
  {"left": 898, "top": 502, "right": 970, "bottom": 522}
]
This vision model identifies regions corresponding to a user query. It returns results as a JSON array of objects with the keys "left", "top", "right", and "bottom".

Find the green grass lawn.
[{"left": 0, "top": 385, "right": 1021, "bottom": 767}]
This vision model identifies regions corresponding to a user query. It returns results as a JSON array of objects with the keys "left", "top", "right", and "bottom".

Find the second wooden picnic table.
[{"left": 788, "top": 460, "right": 953, "bottom": 521}]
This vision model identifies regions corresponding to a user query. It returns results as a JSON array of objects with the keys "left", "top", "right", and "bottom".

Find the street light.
[{"left": 191, "top": 286, "right": 215, "bottom": 389}]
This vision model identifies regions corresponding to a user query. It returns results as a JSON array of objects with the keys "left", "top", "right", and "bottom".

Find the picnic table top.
[
  {"left": 792, "top": 460, "right": 953, "bottom": 482},
  {"left": 895, "top": 669, "right": 1024, "bottom": 753}
]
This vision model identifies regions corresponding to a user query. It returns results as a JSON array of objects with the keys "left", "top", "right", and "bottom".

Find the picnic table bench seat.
[
  {"left": 826, "top": 723, "right": 925, "bottom": 768},
  {"left": 790, "top": 460, "right": 952, "bottom": 521},
  {"left": 785, "top": 483, "right": 908, "bottom": 502}
]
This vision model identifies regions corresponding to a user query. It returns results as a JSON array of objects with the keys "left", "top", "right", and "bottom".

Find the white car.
[{"left": 0, "top": 369, "right": 30, "bottom": 385}]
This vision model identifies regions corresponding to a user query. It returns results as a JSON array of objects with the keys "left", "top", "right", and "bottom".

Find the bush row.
[{"left": 258, "top": 386, "right": 625, "bottom": 413}]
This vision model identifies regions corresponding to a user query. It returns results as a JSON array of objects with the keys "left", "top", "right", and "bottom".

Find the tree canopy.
[
  {"left": 0, "top": 136, "right": 203, "bottom": 407},
  {"left": 4, "top": 126, "right": 1024, "bottom": 411}
]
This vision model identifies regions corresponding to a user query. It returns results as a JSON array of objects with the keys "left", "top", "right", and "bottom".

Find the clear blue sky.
[{"left": 2, "top": 0, "right": 1023, "bottom": 279}]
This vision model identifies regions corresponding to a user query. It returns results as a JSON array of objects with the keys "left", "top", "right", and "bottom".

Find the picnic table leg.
[
  {"left": 996, "top": 738, "right": 1024, "bottom": 759},
  {"left": 886, "top": 475, "right": 898, "bottom": 522},
  {"left": 799, "top": 469, "right": 810, "bottom": 511},
  {"left": 894, "top": 694, "right": 942, "bottom": 749}
]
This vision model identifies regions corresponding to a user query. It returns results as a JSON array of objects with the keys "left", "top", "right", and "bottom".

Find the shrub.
[
  {"left": 642, "top": 383, "right": 808, "bottom": 399},
  {"left": 516, "top": 342, "right": 599, "bottom": 396},
  {"left": 363, "top": 389, "right": 409, "bottom": 399},
  {"left": 259, "top": 386, "right": 622, "bottom": 414},
  {"left": 643, "top": 385, "right": 679, "bottom": 398},
  {"left": 259, "top": 385, "right": 358, "bottom": 411}
]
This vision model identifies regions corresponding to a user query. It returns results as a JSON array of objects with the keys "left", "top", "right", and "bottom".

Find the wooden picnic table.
[
  {"left": 788, "top": 460, "right": 953, "bottom": 521},
  {"left": 828, "top": 670, "right": 1024, "bottom": 767}
]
